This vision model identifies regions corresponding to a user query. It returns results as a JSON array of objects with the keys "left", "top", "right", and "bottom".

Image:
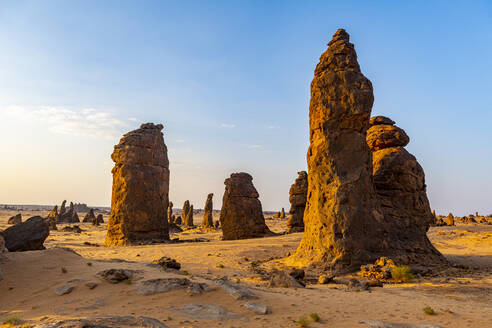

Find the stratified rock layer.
[
  {"left": 202, "top": 193, "right": 214, "bottom": 228},
  {"left": 105, "top": 123, "right": 170, "bottom": 246},
  {"left": 219, "top": 172, "right": 273, "bottom": 240},
  {"left": 369, "top": 117, "right": 445, "bottom": 265},
  {"left": 286, "top": 171, "right": 308, "bottom": 233},
  {"left": 288, "top": 29, "right": 385, "bottom": 271}
]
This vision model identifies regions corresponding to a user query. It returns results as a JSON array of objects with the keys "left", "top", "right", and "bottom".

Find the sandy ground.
[{"left": 0, "top": 210, "right": 491, "bottom": 327}]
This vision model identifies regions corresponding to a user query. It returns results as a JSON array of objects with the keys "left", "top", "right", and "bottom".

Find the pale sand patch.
[{"left": 0, "top": 210, "right": 491, "bottom": 327}]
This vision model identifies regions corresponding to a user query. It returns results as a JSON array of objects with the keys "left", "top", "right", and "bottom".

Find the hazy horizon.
[{"left": 1, "top": 1, "right": 491, "bottom": 215}]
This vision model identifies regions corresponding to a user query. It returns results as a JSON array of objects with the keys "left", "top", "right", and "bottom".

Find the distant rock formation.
[
  {"left": 1, "top": 216, "right": 49, "bottom": 251},
  {"left": 83, "top": 209, "right": 96, "bottom": 223},
  {"left": 168, "top": 202, "right": 174, "bottom": 223},
  {"left": 58, "top": 201, "right": 80, "bottom": 224},
  {"left": 105, "top": 123, "right": 170, "bottom": 246},
  {"left": 280, "top": 208, "right": 285, "bottom": 219},
  {"left": 45, "top": 206, "right": 58, "bottom": 230},
  {"left": 447, "top": 213, "right": 455, "bottom": 226},
  {"left": 368, "top": 116, "right": 444, "bottom": 265},
  {"left": 8, "top": 213, "right": 22, "bottom": 225},
  {"left": 183, "top": 200, "right": 194, "bottom": 227},
  {"left": 94, "top": 214, "right": 104, "bottom": 226},
  {"left": 214, "top": 220, "right": 220, "bottom": 229},
  {"left": 175, "top": 216, "right": 182, "bottom": 225},
  {"left": 202, "top": 193, "right": 214, "bottom": 228},
  {"left": 286, "top": 171, "right": 308, "bottom": 233},
  {"left": 59, "top": 200, "right": 67, "bottom": 216},
  {"left": 219, "top": 172, "right": 273, "bottom": 240},
  {"left": 73, "top": 203, "right": 90, "bottom": 212}
]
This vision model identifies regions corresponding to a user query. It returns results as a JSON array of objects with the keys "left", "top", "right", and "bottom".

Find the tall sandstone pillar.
[
  {"left": 105, "top": 123, "right": 170, "bottom": 246},
  {"left": 287, "top": 29, "right": 386, "bottom": 271},
  {"left": 202, "top": 193, "right": 214, "bottom": 227}
]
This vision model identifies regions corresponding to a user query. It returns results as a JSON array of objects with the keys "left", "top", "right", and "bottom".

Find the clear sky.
[{"left": 0, "top": 1, "right": 491, "bottom": 215}]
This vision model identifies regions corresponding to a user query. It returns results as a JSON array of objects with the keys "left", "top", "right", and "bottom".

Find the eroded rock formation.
[
  {"left": 8, "top": 214, "right": 22, "bottom": 225},
  {"left": 105, "top": 123, "right": 170, "bottom": 246},
  {"left": 58, "top": 202, "right": 80, "bottom": 224},
  {"left": 447, "top": 213, "right": 455, "bottom": 226},
  {"left": 182, "top": 200, "right": 193, "bottom": 227},
  {"left": 219, "top": 172, "right": 273, "bottom": 240},
  {"left": 202, "top": 193, "right": 214, "bottom": 228},
  {"left": 287, "top": 29, "right": 385, "bottom": 271},
  {"left": 287, "top": 29, "right": 445, "bottom": 272},
  {"left": 368, "top": 116, "right": 444, "bottom": 265},
  {"left": 83, "top": 209, "right": 96, "bottom": 223},
  {"left": 168, "top": 201, "right": 174, "bottom": 223},
  {"left": 286, "top": 171, "right": 308, "bottom": 233}
]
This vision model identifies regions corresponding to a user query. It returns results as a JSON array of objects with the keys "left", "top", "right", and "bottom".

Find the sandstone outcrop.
[
  {"left": 83, "top": 209, "right": 96, "bottom": 223},
  {"left": 105, "top": 123, "right": 170, "bottom": 246},
  {"left": 1, "top": 216, "right": 49, "bottom": 251},
  {"left": 287, "top": 29, "right": 445, "bottom": 271},
  {"left": 287, "top": 29, "right": 385, "bottom": 271},
  {"left": 219, "top": 172, "right": 273, "bottom": 240},
  {"left": 8, "top": 213, "right": 22, "bottom": 225},
  {"left": 286, "top": 171, "right": 308, "bottom": 233},
  {"left": 168, "top": 202, "right": 174, "bottom": 223},
  {"left": 182, "top": 200, "right": 193, "bottom": 227},
  {"left": 94, "top": 214, "right": 104, "bottom": 225},
  {"left": 45, "top": 206, "right": 58, "bottom": 230},
  {"left": 58, "top": 201, "right": 80, "bottom": 224},
  {"left": 202, "top": 193, "right": 214, "bottom": 227},
  {"left": 447, "top": 213, "right": 455, "bottom": 226},
  {"left": 280, "top": 208, "right": 285, "bottom": 219},
  {"left": 368, "top": 116, "right": 444, "bottom": 265}
]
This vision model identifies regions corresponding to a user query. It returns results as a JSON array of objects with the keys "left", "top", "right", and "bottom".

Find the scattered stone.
[
  {"left": 360, "top": 319, "right": 443, "bottom": 328},
  {"left": 202, "top": 193, "right": 214, "bottom": 227},
  {"left": 32, "top": 316, "right": 169, "bottom": 328},
  {"left": 105, "top": 123, "right": 170, "bottom": 246},
  {"left": 1, "top": 216, "right": 49, "bottom": 251},
  {"left": 172, "top": 303, "right": 246, "bottom": 321},
  {"left": 151, "top": 256, "right": 181, "bottom": 270},
  {"left": 96, "top": 269, "right": 137, "bottom": 283},
  {"left": 219, "top": 172, "right": 273, "bottom": 240},
  {"left": 8, "top": 213, "right": 22, "bottom": 225},
  {"left": 187, "top": 282, "right": 211, "bottom": 296},
  {"left": 268, "top": 270, "right": 305, "bottom": 288},
  {"left": 213, "top": 277, "right": 258, "bottom": 300},
  {"left": 360, "top": 257, "right": 396, "bottom": 280},
  {"left": 134, "top": 278, "right": 194, "bottom": 296},
  {"left": 85, "top": 282, "right": 99, "bottom": 289},
  {"left": 244, "top": 302, "right": 269, "bottom": 315},
  {"left": 83, "top": 209, "right": 96, "bottom": 223},
  {"left": 286, "top": 171, "right": 308, "bottom": 233},
  {"left": 318, "top": 274, "right": 334, "bottom": 284},
  {"left": 54, "top": 284, "right": 74, "bottom": 296},
  {"left": 346, "top": 278, "right": 369, "bottom": 291},
  {"left": 61, "top": 225, "right": 83, "bottom": 233}
]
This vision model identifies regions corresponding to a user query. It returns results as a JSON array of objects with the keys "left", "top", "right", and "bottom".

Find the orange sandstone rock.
[{"left": 105, "top": 123, "right": 170, "bottom": 246}]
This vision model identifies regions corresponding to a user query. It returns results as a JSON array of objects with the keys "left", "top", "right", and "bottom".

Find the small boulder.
[
  {"left": 55, "top": 284, "right": 75, "bottom": 296},
  {"left": 151, "top": 256, "right": 181, "bottom": 270},
  {"left": 97, "top": 269, "right": 137, "bottom": 283},
  {"left": 213, "top": 277, "right": 258, "bottom": 300},
  {"left": 244, "top": 302, "right": 269, "bottom": 315},
  {"left": 268, "top": 270, "right": 305, "bottom": 288}
]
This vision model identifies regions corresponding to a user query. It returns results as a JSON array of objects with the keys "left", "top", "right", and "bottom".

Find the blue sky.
[{"left": 0, "top": 1, "right": 491, "bottom": 215}]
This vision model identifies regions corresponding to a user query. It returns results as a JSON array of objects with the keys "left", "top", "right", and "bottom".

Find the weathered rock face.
[
  {"left": 286, "top": 171, "right": 308, "bottom": 233},
  {"left": 369, "top": 116, "right": 445, "bottom": 265},
  {"left": 219, "top": 172, "right": 273, "bottom": 240},
  {"left": 288, "top": 29, "right": 446, "bottom": 272},
  {"left": 1, "top": 216, "right": 49, "bottom": 251},
  {"left": 288, "top": 29, "right": 385, "bottom": 271},
  {"left": 83, "top": 209, "right": 96, "bottom": 223},
  {"left": 105, "top": 123, "right": 170, "bottom": 246},
  {"left": 202, "top": 193, "right": 214, "bottom": 227},
  {"left": 8, "top": 213, "right": 22, "bottom": 225}
]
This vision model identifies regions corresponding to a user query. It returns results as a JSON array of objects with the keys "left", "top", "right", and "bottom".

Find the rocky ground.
[{"left": 0, "top": 210, "right": 491, "bottom": 328}]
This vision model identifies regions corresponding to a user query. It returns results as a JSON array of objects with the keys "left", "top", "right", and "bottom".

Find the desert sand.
[{"left": 0, "top": 210, "right": 491, "bottom": 328}]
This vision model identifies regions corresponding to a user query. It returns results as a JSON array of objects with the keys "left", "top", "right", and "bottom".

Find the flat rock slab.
[
  {"left": 32, "top": 315, "right": 169, "bottom": 328},
  {"left": 97, "top": 269, "right": 139, "bottom": 283},
  {"left": 268, "top": 271, "right": 305, "bottom": 288},
  {"left": 54, "top": 284, "right": 74, "bottom": 296},
  {"left": 213, "top": 277, "right": 258, "bottom": 300},
  {"left": 134, "top": 278, "right": 210, "bottom": 296},
  {"left": 171, "top": 303, "right": 248, "bottom": 322},
  {"left": 244, "top": 302, "right": 269, "bottom": 315},
  {"left": 360, "top": 320, "right": 443, "bottom": 328}
]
